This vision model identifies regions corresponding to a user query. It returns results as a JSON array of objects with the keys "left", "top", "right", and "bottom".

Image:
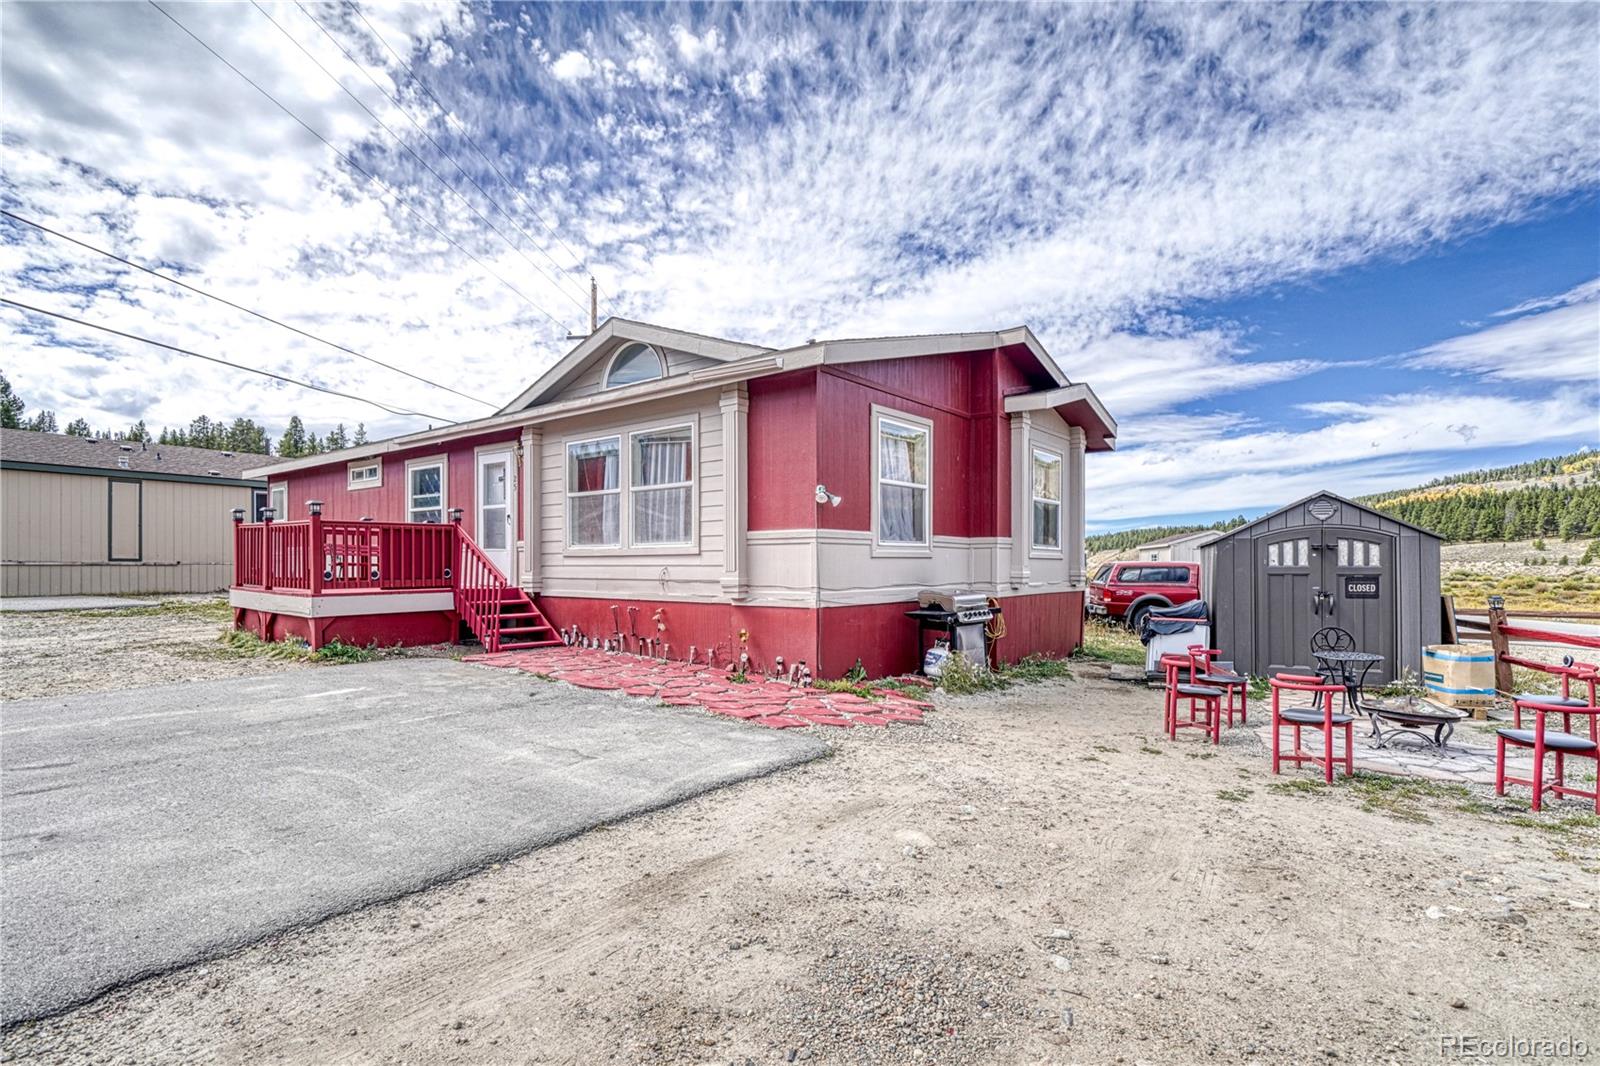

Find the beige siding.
[
  {"left": 1, "top": 468, "right": 255, "bottom": 596},
  {"left": 551, "top": 346, "right": 723, "bottom": 403},
  {"left": 538, "top": 391, "right": 726, "bottom": 600}
]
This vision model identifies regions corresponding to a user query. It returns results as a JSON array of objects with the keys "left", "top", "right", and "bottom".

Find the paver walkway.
[
  {"left": 465, "top": 647, "right": 933, "bottom": 728},
  {"left": 1251, "top": 715, "right": 1524, "bottom": 786}
]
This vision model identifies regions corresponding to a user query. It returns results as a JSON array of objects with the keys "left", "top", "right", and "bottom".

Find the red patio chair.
[
  {"left": 1496, "top": 667, "right": 1599, "bottom": 814},
  {"left": 1188, "top": 644, "right": 1248, "bottom": 725},
  {"left": 1269, "top": 673, "right": 1354, "bottom": 782},
  {"left": 1509, "top": 657, "right": 1597, "bottom": 728},
  {"left": 1162, "top": 653, "right": 1224, "bottom": 744}
]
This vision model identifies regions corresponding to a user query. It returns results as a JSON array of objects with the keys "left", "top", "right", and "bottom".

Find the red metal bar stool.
[
  {"left": 1188, "top": 644, "right": 1249, "bottom": 725},
  {"left": 1269, "top": 673, "right": 1354, "bottom": 782},
  {"left": 1162, "top": 654, "right": 1225, "bottom": 743},
  {"left": 1496, "top": 668, "right": 1599, "bottom": 813}
]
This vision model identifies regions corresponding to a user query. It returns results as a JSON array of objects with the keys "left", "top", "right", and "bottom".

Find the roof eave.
[{"left": 1003, "top": 384, "right": 1118, "bottom": 452}]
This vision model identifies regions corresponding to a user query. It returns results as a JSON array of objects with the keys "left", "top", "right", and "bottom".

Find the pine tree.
[
  {"left": 306, "top": 431, "right": 322, "bottom": 455},
  {"left": 278, "top": 416, "right": 308, "bottom": 458},
  {"left": 353, "top": 423, "right": 368, "bottom": 445},
  {"left": 325, "top": 423, "right": 349, "bottom": 450},
  {"left": 27, "top": 410, "right": 58, "bottom": 433},
  {"left": 64, "top": 418, "right": 92, "bottom": 437},
  {"left": 124, "top": 420, "right": 151, "bottom": 443},
  {"left": 0, "top": 373, "right": 25, "bottom": 429}
]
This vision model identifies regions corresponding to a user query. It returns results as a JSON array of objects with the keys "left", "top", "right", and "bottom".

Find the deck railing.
[
  {"left": 233, "top": 516, "right": 454, "bottom": 594},
  {"left": 232, "top": 511, "right": 521, "bottom": 652}
]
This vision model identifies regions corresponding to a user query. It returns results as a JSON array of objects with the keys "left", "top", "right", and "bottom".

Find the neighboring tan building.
[
  {"left": 1, "top": 429, "right": 266, "bottom": 596},
  {"left": 1133, "top": 529, "right": 1219, "bottom": 563}
]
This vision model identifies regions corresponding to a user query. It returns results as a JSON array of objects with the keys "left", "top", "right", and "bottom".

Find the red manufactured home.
[{"left": 234, "top": 320, "right": 1117, "bottom": 678}]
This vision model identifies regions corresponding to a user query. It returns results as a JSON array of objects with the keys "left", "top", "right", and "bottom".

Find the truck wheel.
[{"left": 1129, "top": 605, "right": 1152, "bottom": 633}]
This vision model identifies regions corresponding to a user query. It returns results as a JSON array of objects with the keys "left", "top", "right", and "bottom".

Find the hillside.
[{"left": 1358, "top": 449, "right": 1599, "bottom": 543}]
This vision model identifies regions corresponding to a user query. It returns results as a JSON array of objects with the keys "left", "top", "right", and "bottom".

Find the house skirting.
[
  {"left": 228, "top": 588, "right": 459, "bottom": 650},
  {"left": 537, "top": 589, "right": 1084, "bottom": 679}
]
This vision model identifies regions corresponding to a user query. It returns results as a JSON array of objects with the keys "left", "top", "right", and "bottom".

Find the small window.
[
  {"left": 252, "top": 488, "right": 269, "bottom": 522},
  {"left": 1267, "top": 540, "right": 1308, "bottom": 568},
  {"left": 407, "top": 460, "right": 445, "bottom": 523},
  {"left": 347, "top": 459, "right": 382, "bottom": 490},
  {"left": 567, "top": 437, "right": 621, "bottom": 547},
  {"left": 1031, "top": 448, "right": 1062, "bottom": 550},
  {"left": 631, "top": 425, "right": 694, "bottom": 546},
  {"left": 1117, "top": 567, "right": 1145, "bottom": 583},
  {"left": 876, "top": 413, "right": 931, "bottom": 547},
  {"left": 108, "top": 479, "right": 141, "bottom": 561},
  {"left": 268, "top": 484, "right": 287, "bottom": 519},
  {"left": 604, "top": 342, "right": 664, "bottom": 389}
]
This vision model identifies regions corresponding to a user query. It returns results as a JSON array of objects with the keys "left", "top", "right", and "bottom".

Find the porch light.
[
  {"left": 448, "top": 507, "right": 464, "bottom": 523},
  {"left": 814, "top": 484, "right": 842, "bottom": 507},
  {"left": 307, "top": 499, "right": 323, "bottom": 516},
  {"left": 261, "top": 508, "right": 276, "bottom": 522},
  {"left": 230, "top": 507, "right": 245, "bottom": 523}
]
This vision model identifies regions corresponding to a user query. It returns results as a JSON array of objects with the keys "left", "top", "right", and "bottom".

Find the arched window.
[{"left": 604, "top": 342, "right": 664, "bottom": 389}]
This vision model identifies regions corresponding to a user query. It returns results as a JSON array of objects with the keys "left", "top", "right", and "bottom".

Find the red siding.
[
  {"left": 233, "top": 606, "right": 459, "bottom": 649},
  {"left": 268, "top": 430, "right": 522, "bottom": 543},
  {"left": 748, "top": 370, "right": 819, "bottom": 532},
  {"left": 536, "top": 589, "right": 1083, "bottom": 680}
]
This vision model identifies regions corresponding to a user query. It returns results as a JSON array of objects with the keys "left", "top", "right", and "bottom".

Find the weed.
[
  {"left": 1075, "top": 620, "right": 1146, "bottom": 666},
  {"left": 814, "top": 678, "right": 878, "bottom": 700},
  {"left": 312, "top": 639, "right": 378, "bottom": 664},
  {"left": 213, "top": 628, "right": 378, "bottom": 664},
  {"left": 1004, "top": 654, "right": 1074, "bottom": 684},
  {"left": 81, "top": 598, "right": 231, "bottom": 622},
  {"left": 1216, "top": 788, "right": 1252, "bottom": 803},
  {"left": 1138, "top": 744, "right": 1165, "bottom": 756},
  {"left": 936, "top": 652, "right": 1074, "bottom": 695},
  {"left": 1092, "top": 744, "right": 1120, "bottom": 754},
  {"left": 1079, "top": 754, "right": 1102, "bottom": 763},
  {"left": 1267, "top": 778, "right": 1328, "bottom": 796},
  {"left": 1185, "top": 750, "right": 1217, "bottom": 760},
  {"left": 1344, "top": 771, "right": 1469, "bottom": 825}
]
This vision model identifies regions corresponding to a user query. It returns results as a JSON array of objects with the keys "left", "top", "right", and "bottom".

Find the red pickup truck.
[{"left": 1087, "top": 561, "right": 1202, "bottom": 631}]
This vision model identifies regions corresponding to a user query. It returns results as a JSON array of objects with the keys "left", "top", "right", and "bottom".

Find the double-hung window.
[
  {"left": 268, "top": 484, "right": 287, "bottom": 519},
  {"left": 567, "top": 437, "right": 621, "bottom": 547},
  {"left": 1031, "top": 447, "right": 1063, "bottom": 550},
  {"left": 407, "top": 459, "right": 445, "bottom": 523},
  {"left": 631, "top": 425, "right": 693, "bottom": 546},
  {"left": 875, "top": 410, "right": 931, "bottom": 549}
]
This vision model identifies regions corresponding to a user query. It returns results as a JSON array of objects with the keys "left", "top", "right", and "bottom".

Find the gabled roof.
[
  {"left": 1204, "top": 491, "right": 1442, "bottom": 542},
  {"left": 249, "top": 319, "right": 1112, "bottom": 477},
  {"left": 497, "top": 318, "right": 772, "bottom": 414},
  {"left": 1, "top": 428, "right": 266, "bottom": 485}
]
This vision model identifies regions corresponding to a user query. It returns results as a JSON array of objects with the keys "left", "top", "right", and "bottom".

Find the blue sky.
[{"left": 2, "top": 2, "right": 1597, "bottom": 530}]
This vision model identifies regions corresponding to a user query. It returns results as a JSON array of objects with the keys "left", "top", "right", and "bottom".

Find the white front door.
[{"left": 475, "top": 449, "right": 514, "bottom": 578}]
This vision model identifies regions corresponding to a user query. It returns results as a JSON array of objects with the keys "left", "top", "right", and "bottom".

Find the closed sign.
[{"left": 1344, "top": 575, "right": 1380, "bottom": 599}]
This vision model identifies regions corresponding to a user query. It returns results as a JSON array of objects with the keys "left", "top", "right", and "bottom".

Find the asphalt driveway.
[{"left": 0, "top": 659, "right": 824, "bottom": 1024}]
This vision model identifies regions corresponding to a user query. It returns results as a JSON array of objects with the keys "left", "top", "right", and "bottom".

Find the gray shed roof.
[
  {"left": 1202, "top": 490, "right": 1441, "bottom": 543},
  {"left": 0, "top": 429, "right": 266, "bottom": 483},
  {"left": 1134, "top": 529, "right": 1221, "bottom": 550}
]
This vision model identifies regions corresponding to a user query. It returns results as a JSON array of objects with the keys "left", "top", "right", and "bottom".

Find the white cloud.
[
  {"left": 1493, "top": 278, "right": 1600, "bottom": 317},
  {"left": 1, "top": 0, "right": 1596, "bottom": 488},
  {"left": 549, "top": 49, "right": 594, "bottom": 82},
  {"left": 1406, "top": 289, "right": 1600, "bottom": 383}
]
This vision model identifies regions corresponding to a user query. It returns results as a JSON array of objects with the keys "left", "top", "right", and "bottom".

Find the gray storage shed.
[{"left": 1199, "top": 491, "right": 1441, "bottom": 683}]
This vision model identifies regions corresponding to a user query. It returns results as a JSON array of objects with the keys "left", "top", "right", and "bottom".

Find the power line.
[
  {"left": 252, "top": 0, "right": 592, "bottom": 319},
  {"left": 345, "top": 2, "right": 616, "bottom": 318},
  {"left": 295, "top": 2, "right": 597, "bottom": 316},
  {"left": 1, "top": 297, "right": 456, "bottom": 424},
  {"left": 146, "top": 0, "right": 578, "bottom": 338},
  {"left": 1, "top": 208, "right": 499, "bottom": 410}
]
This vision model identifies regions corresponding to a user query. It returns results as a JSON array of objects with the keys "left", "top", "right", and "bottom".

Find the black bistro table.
[{"left": 1312, "top": 649, "right": 1384, "bottom": 716}]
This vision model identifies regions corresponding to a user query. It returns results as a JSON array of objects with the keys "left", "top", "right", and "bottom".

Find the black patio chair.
[{"left": 1310, "top": 627, "right": 1355, "bottom": 684}]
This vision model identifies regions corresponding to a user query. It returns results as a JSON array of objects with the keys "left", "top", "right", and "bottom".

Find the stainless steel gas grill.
[{"left": 906, "top": 590, "right": 998, "bottom": 671}]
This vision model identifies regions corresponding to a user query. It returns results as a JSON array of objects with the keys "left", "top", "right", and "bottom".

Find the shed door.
[
  {"left": 1323, "top": 528, "right": 1397, "bottom": 683},
  {"left": 1257, "top": 530, "right": 1316, "bottom": 675},
  {"left": 1256, "top": 526, "right": 1397, "bottom": 682}
]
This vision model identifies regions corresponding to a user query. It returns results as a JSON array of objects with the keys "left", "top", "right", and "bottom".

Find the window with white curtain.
[
  {"left": 876, "top": 413, "right": 931, "bottom": 547},
  {"left": 1032, "top": 447, "right": 1062, "bottom": 549},
  {"left": 567, "top": 437, "right": 621, "bottom": 547},
  {"left": 631, "top": 424, "right": 693, "bottom": 546},
  {"left": 268, "top": 484, "right": 287, "bottom": 519}
]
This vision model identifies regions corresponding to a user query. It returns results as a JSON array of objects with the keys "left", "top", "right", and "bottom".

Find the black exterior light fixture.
[
  {"left": 230, "top": 507, "right": 245, "bottom": 523},
  {"left": 307, "top": 499, "right": 324, "bottom": 517}
]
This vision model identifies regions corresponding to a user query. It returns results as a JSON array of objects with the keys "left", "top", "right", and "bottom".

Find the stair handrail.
[{"left": 453, "top": 521, "right": 512, "bottom": 653}]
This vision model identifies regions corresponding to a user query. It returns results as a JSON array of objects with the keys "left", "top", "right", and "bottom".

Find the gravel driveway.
[{"left": 0, "top": 660, "right": 824, "bottom": 1024}]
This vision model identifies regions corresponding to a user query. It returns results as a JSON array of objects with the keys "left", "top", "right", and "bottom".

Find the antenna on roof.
[{"left": 590, "top": 276, "right": 598, "bottom": 334}]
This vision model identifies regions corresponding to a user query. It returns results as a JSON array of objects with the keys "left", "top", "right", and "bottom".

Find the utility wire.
[
  {"left": 147, "top": 0, "right": 577, "bottom": 338},
  {"left": 296, "top": 2, "right": 595, "bottom": 316},
  {"left": 346, "top": 1, "right": 615, "bottom": 318},
  {"left": 1, "top": 297, "right": 455, "bottom": 423},
  {"left": 253, "top": 0, "right": 592, "bottom": 319},
  {"left": 1, "top": 208, "right": 498, "bottom": 410}
]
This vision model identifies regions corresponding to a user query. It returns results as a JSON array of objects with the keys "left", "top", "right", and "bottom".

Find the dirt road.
[{"left": 4, "top": 661, "right": 1595, "bottom": 1064}]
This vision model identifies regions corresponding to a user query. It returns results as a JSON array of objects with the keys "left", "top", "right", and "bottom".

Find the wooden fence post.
[
  {"left": 1487, "top": 596, "right": 1512, "bottom": 695},
  {"left": 308, "top": 501, "right": 324, "bottom": 596}
]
